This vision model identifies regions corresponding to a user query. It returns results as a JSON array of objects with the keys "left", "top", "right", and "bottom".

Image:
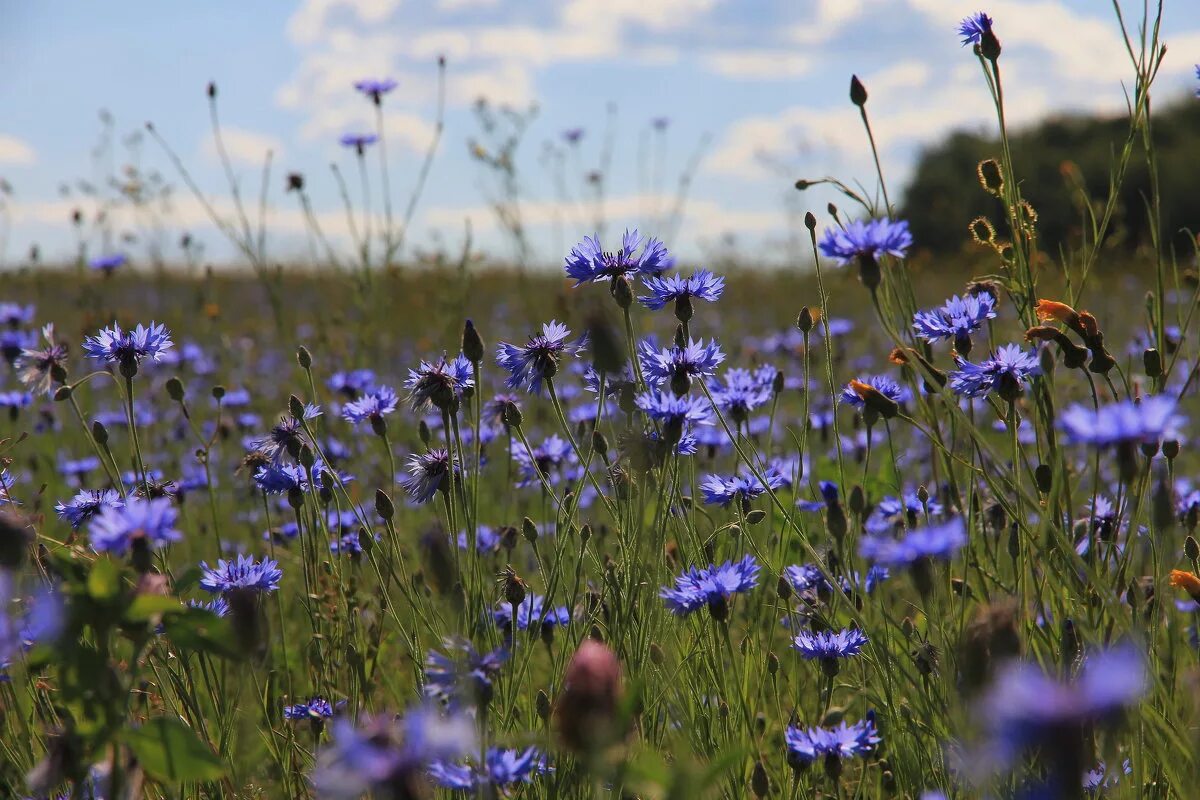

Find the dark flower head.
[
  {"left": 958, "top": 11, "right": 994, "bottom": 46},
  {"left": 55, "top": 489, "right": 123, "bottom": 529},
  {"left": 82, "top": 322, "right": 174, "bottom": 374},
  {"left": 496, "top": 321, "right": 583, "bottom": 394},
  {"left": 87, "top": 497, "right": 182, "bottom": 555},
  {"left": 949, "top": 344, "right": 1040, "bottom": 400},
  {"left": 405, "top": 354, "right": 474, "bottom": 413},
  {"left": 564, "top": 229, "right": 672, "bottom": 286},
  {"left": 199, "top": 554, "right": 282, "bottom": 594},
  {"left": 818, "top": 218, "right": 912, "bottom": 265},
  {"left": 15, "top": 324, "right": 68, "bottom": 396},
  {"left": 562, "top": 128, "right": 584, "bottom": 144},
  {"left": 638, "top": 270, "right": 725, "bottom": 311},
  {"left": 252, "top": 402, "right": 322, "bottom": 463},
  {"left": 660, "top": 555, "right": 760, "bottom": 616},
  {"left": 403, "top": 449, "right": 458, "bottom": 504}
]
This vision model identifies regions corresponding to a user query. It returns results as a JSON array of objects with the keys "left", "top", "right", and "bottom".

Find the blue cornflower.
[
  {"left": 496, "top": 321, "right": 583, "bottom": 394},
  {"left": 0, "top": 302, "right": 34, "bottom": 326},
  {"left": 818, "top": 218, "right": 912, "bottom": 265},
  {"left": 1082, "top": 759, "right": 1131, "bottom": 793},
  {"left": 912, "top": 292, "right": 997, "bottom": 353},
  {"left": 310, "top": 707, "right": 476, "bottom": 800},
  {"left": 405, "top": 355, "right": 474, "bottom": 413},
  {"left": 793, "top": 628, "right": 869, "bottom": 662},
  {"left": 660, "top": 555, "right": 760, "bottom": 619},
  {"left": 339, "top": 133, "right": 378, "bottom": 152},
  {"left": 285, "top": 696, "right": 335, "bottom": 721},
  {"left": 978, "top": 644, "right": 1145, "bottom": 770},
  {"left": 354, "top": 77, "right": 397, "bottom": 103},
  {"left": 635, "top": 391, "right": 713, "bottom": 428},
  {"left": 708, "top": 367, "right": 773, "bottom": 422},
  {"left": 429, "top": 747, "right": 549, "bottom": 793},
  {"left": 640, "top": 338, "right": 725, "bottom": 391},
  {"left": 424, "top": 637, "right": 508, "bottom": 706},
  {"left": 189, "top": 597, "right": 229, "bottom": 617},
  {"left": 510, "top": 434, "right": 579, "bottom": 488},
  {"left": 0, "top": 329, "right": 33, "bottom": 365},
  {"left": 859, "top": 517, "right": 967, "bottom": 568},
  {"left": 0, "top": 574, "right": 62, "bottom": 667},
  {"left": 456, "top": 525, "right": 501, "bottom": 553},
  {"left": 492, "top": 594, "right": 571, "bottom": 632},
  {"left": 700, "top": 470, "right": 785, "bottom": 507},
  {"left": 562, "top": 128, "right": 584, "bottom": 144},
  {"left": 88, "top": 497, "right": 182, "bottom": 555},
  {"left": 1059, "top": 396, "right": 1183, "bottom": 447},
  {"left": 55, "top": 489, "right": 123, "bottom": 529},
  {"left": 342, "top": 386, "right": 400, "bottom": 428},
  {"left": 785, "top": 716, "right": 880, "bottom": 770},
  {"left": 57, "top": 455, "right": 102, "bottom": 482},
  {"left": 949, "top": 344, "right": 1040, "bottom": 400},
  {"left": 252, "top": 402, "right": 322, "bottom": 462},
  {"left": 82, "top": 322, "right": 174, "bottom": 374},
  {"left": 958, "top": 11, "right": 994, "bottom": 46},
  {"left": 89, "top": 253, "right": 126, "bottom": 273},
  {"left": 1195, "top": 65, "right": 1200, "bottom": 97},
  {"left": 253, "top": 461, "right": 309, "bottom": 494},
  {"left": 865, "top": 492, "right": 944, "bottom": 535},
  {"left": 328, "top": 369, "right": 377, "bottom": 399},
  {"left": 402, "top": 449, "right": 457, "bottom": 503},
  {"left": 564, "top": 229, "right": 672, "bottom": 286},
  {"left": 199, "top": 554, "right": 282, "bottom": 594},
  {"left": 784, "top": 563, "right": 889, "bottom": 596},
  {"left": 638, "top": 269, "right": 725, "bottom": 311},
  {"left": 0, "top": 391, "right": 32, "bottom": 412}
]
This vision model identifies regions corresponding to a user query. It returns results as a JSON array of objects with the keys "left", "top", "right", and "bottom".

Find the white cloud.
[
  {"left": 286, "top": 0, "right": 402, "bottom": 45},
  {"left": 0, "top": 135, "right": 36, "bottom": 166},
  {"left": 561, "top": 0, "right": 717, "bottom": 32},
  {"left": 203, "top": 127, "right": 284, "bottom": 167},
  {"left": 704, "top": 51, "right": 812, "bottom": 80},
  {"left": 789, "top": 0, "right": 870, "bottom": 45},
  {"left": 437, "top": 0, "right": 499, "bottom": 9}
]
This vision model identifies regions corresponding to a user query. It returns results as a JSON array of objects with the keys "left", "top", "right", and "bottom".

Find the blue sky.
[{"left": 1, "top": 0, "right": 1198, "bottom": 269}]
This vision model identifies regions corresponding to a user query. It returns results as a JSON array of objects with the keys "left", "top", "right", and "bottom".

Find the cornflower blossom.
[
  {"left": 840, "top": 375, "right": 907, "bottom": 411},
  {"left": 700, "top": 470, "right": 785, "bottom": 507},
  {"left": 958, "top": 11, "right": 994, "bottom": 45},
  {"left": 15, "top": 324, "right": 68, "bottom": 396},
  {"left": 328, "top": 369, "right": 376, "bottom": 399},
  {"left": 948, "top": 344, "right": 1040, "bottom": 401},
  {"left": 912, "top": 292, "right": 998, "bottom": 354},
  {"left": 1059, "top": 396, "right": 1183, "bottom": 447},
  {"left": 0, "top": 302, "right": 34, "bottom": 327},
  {"left": 792, "top": 628, "right": 869, "bottom": 662},
  {"left": 660, "top": 555, "right": 760, "bottom": 619},
  {"left": 708, "top": 367, "right": 773, "bottom": 423},
  {"left": 285, "top": 697, "right": 335, "bottom": 721},
  {"left": 199, "top": 554, "right": 283, "bottom": 594},
  {"left": 563, "top": 229, "right": 672, "bottom": 285},
  {"left": 785, "top": 716, "right": 880, "bottom": 775},
  {"left": 424, "top": 637, "right": 508, "bottom": 706},
  {"left": 252, "top": 403, "right": 322, "bottom": 462},
  {"left": 354, "top": 77, "right": 397, "bottom": 103},
  {"left": 784, "top": 563, "right": 889, "bottom": 596},
  {"left": 403, "top": 449, "right": 457, "bottom": 503},
  {"left": 339, "top": 133, "right": 378, "bottom": 152},
  {"left": 310, "top": 707, "right": 476, "bottom": 800},
  {"left": 82, "top": 322, "right": 174, "bottom": 375},
  {"left": 55, "top": 489, "right": 123, "bottom": 529},
  {"left": 428, "top": 747, "right": 550, "bottom": 793},
  {"left": 638, "top": 269, "right": 725, "bottom": 314},
  {"left": 189, "top": 597, "right": 229, "bottom": 617},
  {"left": 405, "top": 355, "right": 474, "bottom": 413},
  {"left": 639, "top": 338, "right": 724, "bottom": 391},
  {"left": 634, "top": 391, "right": 713, "bottom": 429},
  {"left": 859, "top": 518, "right": 967, "bottom": 569},
  {"left": 341, "top": 386, "right": 399, "bottom": 429},
  {"left": 510, "top": 434, "right": 579, "bottom": 489},
  {"left": 496, "top": 321, "right": 584, "bottom": 394},
  {"left": 87, "top": 498, "right": 182, "bottom": 555},
  {"left": 89, "top": 253, "right": 126, "bottom": 273},
  {"left": 492, "top": 594, "right": 571, "bottom": 632}
]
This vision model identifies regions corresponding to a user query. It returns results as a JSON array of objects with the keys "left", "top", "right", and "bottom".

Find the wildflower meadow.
[{"left": 3, "top": 4, "right": 1200, "bottom": 799}]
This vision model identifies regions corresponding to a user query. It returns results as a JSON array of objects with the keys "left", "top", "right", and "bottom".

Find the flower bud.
[
  {"left": 849, "top": 75, "right": 868, "bottom": 107},
  {"left": 297, "top": 346, "right": 312, "bottom": 369},
  {"left": 375, "top": 489, "right": 395, "bottom": 521},
  {"left": 797, "top": 306, "right": 815, "bottom": 334},
  {"left": 92, "top": 420, "right": 109, "bottom": 446},
  {"left": 462, "top": 319, "right": 485, "bottom": 365},
  {"left": 165, "top": 377, "right": 185, "bottom": 402},
  {"left": 522, "top": 517, "right": 539, "bottom": 544},
  {"left": 611, "top": 276, "right": 634, "bottom": 309}
]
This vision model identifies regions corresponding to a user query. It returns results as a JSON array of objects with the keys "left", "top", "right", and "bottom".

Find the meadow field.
[{"left": 2, "top": 4, "right": 1200, "bottom": 800}]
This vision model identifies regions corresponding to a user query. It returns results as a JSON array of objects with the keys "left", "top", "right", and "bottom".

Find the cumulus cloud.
[
  {"left": 0, "top": 135, "right": 36, "bottom": 166},
  {"left": 203, "top": 127, "right": 284, "bottom": 167}
]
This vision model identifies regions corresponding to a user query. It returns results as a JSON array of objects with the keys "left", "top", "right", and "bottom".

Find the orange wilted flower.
[
  {"left": 888, "top": 347, "right": 910, "bottom": 365},
  {"left": 1169, "top": 569, "right": 1200, "bottom": 604},
  {"left": 1035, "top": 299, "right": 1080, "bottom": 328},
  {"left": 848, "top": 379, "right": 899, "bottom": 420}
]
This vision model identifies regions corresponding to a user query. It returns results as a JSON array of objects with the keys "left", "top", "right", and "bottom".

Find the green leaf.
[
  {"left": 125, "top": 595, "right": 186, "bottom": 622},
  {"left": 172, "top": 565, "right": 203, "bottom": 594},
  {"left": 87, "top": 557, "right": 122, "bottom": 601},
  {"left": 125, "top": 717, "right": 225, "bottom": 783},
  {"left": 162, "top": 607, "right": 244, "bottom": 660}
]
